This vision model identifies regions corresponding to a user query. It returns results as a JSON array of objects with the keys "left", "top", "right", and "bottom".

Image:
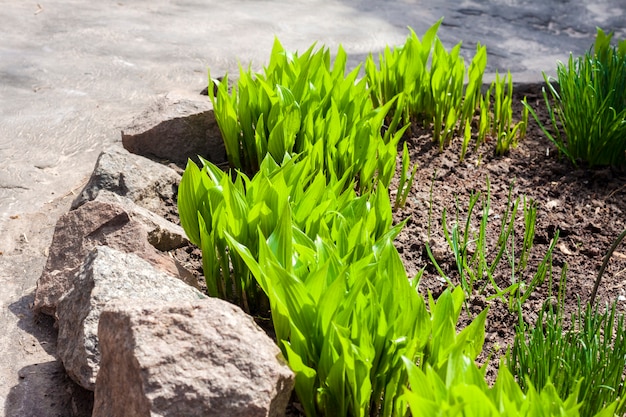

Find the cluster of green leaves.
[
  {"left": 403, "top": 287, "right": 584, "bottom": 417},
  {"left": 478, "top": 72, "right": 530, "bottom": 156},
  {"left": 508, "top": 299, "right": 626, "bottom": 416},
  {"left": 179, "top": 151, "right": 585, "bottom": 416},
  {"left": 229, "top": 212, "right": 579, "bottom": 417},
  {"left": 426, "top": 180, "right": 557, "bottom": 311},
  {"left": 209, "top": 38, "right": 406, "bottom": 191},
  {"left": 527, "top": 28, "right": 626, "bottom": 167},
  {"left": 178, "top": 153, "right": 396, "bottom": 315},
  {"left": 365, "top": 19, "right": 527, "bottom": 156}
]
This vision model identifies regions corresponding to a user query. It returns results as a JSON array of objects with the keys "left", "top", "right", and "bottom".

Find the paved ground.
[{"left": 1, "top": 0, "right": 624, "bottom": 415}]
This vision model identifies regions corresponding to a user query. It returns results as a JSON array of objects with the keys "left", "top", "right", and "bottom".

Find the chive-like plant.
[
  {"left": 509, "top": 299, "right": 626, "bottom": 416},
  {"left": 526, "top": 28, "right": 626, "bottom": 167},
  {"left": 426, "top": 179, "right": 558, "bottom": 311}
]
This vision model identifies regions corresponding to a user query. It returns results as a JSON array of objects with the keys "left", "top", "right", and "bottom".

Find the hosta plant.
[
  {"left": 178, "top": 153, "right": 398, "bottom": 315},
  {"left": 478, "top": 71, "right": 529, "bottom": 155},
  {"left": 227, "top": 215, "right": 499, "bottom": 416},
  {"left": 365, "top": 19, "right": 527, "bottom": 156},
  {"left": 402, "top": 289, "right": 583, "bottom": 417},
  {"left": 209, "top": 38, "right": 407, "bottom": 191},
  {"left": 526, "top": 28, "right": 626, "bottom": 167}
]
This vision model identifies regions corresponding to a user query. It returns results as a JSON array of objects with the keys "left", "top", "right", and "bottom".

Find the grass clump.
[
  {"left": 508, "top": 299, "right": 626, "bottom": 416},
  {"left": 527, "top": 28, "right": 626, "bottom": 167}
]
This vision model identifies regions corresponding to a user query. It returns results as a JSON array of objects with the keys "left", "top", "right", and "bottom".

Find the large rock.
[
  {"left": 93, "top": 298, "right": 294, "bottom": 417},
  {"left": 121, "top": 90, "right": 226, "bottom": 166},
  {"left": 33, "top": 200, "right": 192, "bottom": 316},
  {"left": 56, "top": 246, "right": 206, "bottom": 391},
  {"left": 71, "top": 147, "right": 181, "bottom": 218}
]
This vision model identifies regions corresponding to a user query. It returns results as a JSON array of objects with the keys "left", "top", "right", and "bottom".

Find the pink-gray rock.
[
  {"left": 93, "top": 298, "right": 294, "bottom": 417},
  {"left": 56, "top": 246, "right": 206, "bottom": 391},
  {"left": 33, "top": 200, "right": 192, "bottom": 316},
  {"left": 121, "top": 90, "right": 226, "bottom": 166},
  {"left": 70, "top": 147, "right": 181, "bottom": 218},
  {"left": 93, "top": 190, "right": 187, "bottom": 251}
]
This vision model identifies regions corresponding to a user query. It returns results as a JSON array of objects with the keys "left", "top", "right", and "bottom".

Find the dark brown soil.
[{"left": 392, "top": 83, "right": 626, "bottom": 380}]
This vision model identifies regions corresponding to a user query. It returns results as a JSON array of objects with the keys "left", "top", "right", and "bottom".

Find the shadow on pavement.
[
  {"left": 5, "top": 293, "right": 93, "bottom": 417},
  {"left": 4, "top": 361, "right": 93, "bottom": 417}
]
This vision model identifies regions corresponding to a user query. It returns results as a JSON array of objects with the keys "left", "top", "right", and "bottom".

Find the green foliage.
[
  {"left": 509, "top": 300, "right": 626, "bottom": 416},
  {"left": 526, "top": 28, "right": 626, "bottom": 167},
  {"left": 176, "top": 27, "right": 608, "bottom": 417},
  {"left": 481, "top": 71, "right": 529, "bottom": 155},
  {"left": 178, "top": 153, "right": 398, "bottom": 315},
  {"left": 426, "top": 180, "right": 558, "bottom": 311},
  {"left": 402, "top": 287, "right": 585, "bottom": 416},
  {"left": 227, "top": 205, "right": 425, "bottom": 417},
  {"left": 393, "top": 142, "right": 418, "bottom": 210},
  {"left": 209, "top": 38, "right": 406, "bottom": 191},
  {"left": 365, "top": 20, "right": 526, "bottom": 156},
  {"left": 403, "top": 356, "right": 584, "bottom": 416}
]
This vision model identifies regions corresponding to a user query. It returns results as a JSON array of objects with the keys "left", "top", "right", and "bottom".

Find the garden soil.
[{"left": 393, "top": 85, "right": 626, "bottom": 382}]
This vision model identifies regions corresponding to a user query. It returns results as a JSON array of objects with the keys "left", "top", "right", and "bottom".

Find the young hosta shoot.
[
  {"left": 427, "top": 180, "right": 559, "bottom": 312},
  {"left": 209, "top": 38, "right": 406, "bottom": 191},
  {"left": 526, "top": 28, "right": 626, "bottom": 167},
  {"left": 366, "top": 21, "right": 528, "bottom": 158},
  {"left": 227, "top": 218, "right": 428, "bottom": 417},
  {"left": 393, "top": 142, "right": 418, "bottom": 210},
  {"left": 489, "top": 71, "right": 528, "bottom": 156},
  {"left": 403, "top": 355, "right": 585, "bottom": 416},
  {"left": 402, "top": 287, "right": 584, "bottom": 416}
]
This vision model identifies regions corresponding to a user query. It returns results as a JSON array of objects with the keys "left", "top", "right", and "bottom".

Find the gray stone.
[
  {"left": 121, "top": 90, "right": 227, "bottom": 166},
  {"left": 56, "top": 246, "right": 206, "bottom": 391},
  {"left": 93, "top": 298, "right": 294, "bottom": 417},
  {"left": 33, "top": 200, "right": 192, "bottom": 317},
  {"left": 70, "top": 147, "right": 181, "bottom": 218}
]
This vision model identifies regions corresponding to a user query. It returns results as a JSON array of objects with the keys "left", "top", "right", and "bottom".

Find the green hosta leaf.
[
  {"left": 198, "top": 215, "right": 219, "bottom": 297},
  {"left": 266, "top": 201, "right": 293, "bottom": 271},
  {"left": 283, "top": 342, "right": 318, "bottom": 417},
  {"left": 178, "top": 159, "right": 203, "bottom": 246},
  {"left": 455, "top": 309, "right": 487, "bottom": 361}
]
